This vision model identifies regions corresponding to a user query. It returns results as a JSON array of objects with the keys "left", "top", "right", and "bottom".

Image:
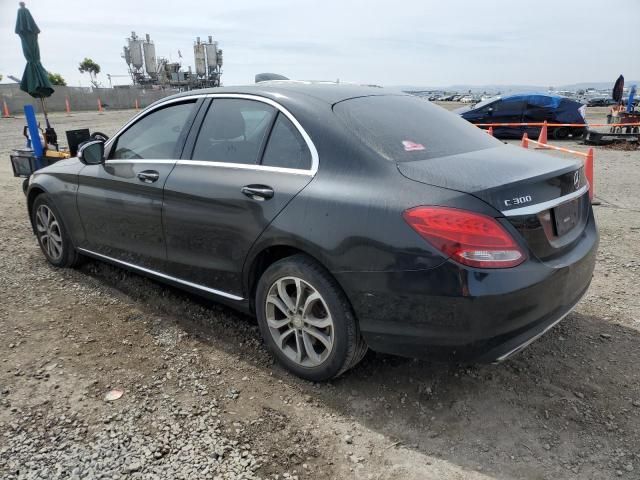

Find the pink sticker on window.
[{"left": 402, "top": 140, "right": 425, "bottom": 152}]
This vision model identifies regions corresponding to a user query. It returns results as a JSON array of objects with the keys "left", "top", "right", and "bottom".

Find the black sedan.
[
  {"left": 26, "top": 83, "right": 598, "bottom": 381},
  {"left": 456, "top": 93, "right": 587, "bottom": 139}
]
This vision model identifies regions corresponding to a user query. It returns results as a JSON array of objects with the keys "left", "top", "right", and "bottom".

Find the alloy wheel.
[
  {"left": 265, "top": 276, "right": 335, "bottom": 367},
  {"left": 35, "top": 204, "right": 63, "bottom": 261}
]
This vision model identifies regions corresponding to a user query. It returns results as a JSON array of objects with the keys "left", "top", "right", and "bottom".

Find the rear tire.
[
  {"left": 255, "top": 254, "right": 367, "bottom": 381},
  {"left": 32, "top": 193, "right": 82, "bottom": 268},
  {"left": 553, "top": 127, "right": 569, "bottom": 140}
]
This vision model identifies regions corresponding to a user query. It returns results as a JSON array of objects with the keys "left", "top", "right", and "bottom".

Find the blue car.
[{"left": 455, "top": 93, "right": 587, "bottom": 139}]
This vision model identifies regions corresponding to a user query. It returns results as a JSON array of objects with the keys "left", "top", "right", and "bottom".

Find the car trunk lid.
[{"left": 397, "top": 145, "right": 589, "bottom": 261}]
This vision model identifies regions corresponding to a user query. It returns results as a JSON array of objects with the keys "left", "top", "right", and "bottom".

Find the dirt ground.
[{"left": 1, "top": 105, "right": 639, "bottom": 480}]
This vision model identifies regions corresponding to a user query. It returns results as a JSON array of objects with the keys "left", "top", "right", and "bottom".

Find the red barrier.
[
  {"left": 487, "top": 126, "right": 494, "bottom": 137},
  {"left": 135, "top": 98, "right": 139, "bottom": 111},
  {"left": 535, "top": 120, "right": 548, "bottom": 149},
  {"left": 585, "top": 148, "right": 594, "bottom": 201},
  {"left": 2, "top": 99, "right": 10, "bottom": 118},
  {"left": 97, "top": 98, "right": 103, "bottom": 113},
  {"left": 477, "top": 121, "right": 640, "bottom": 128},
  {"left": 65, "top": 97, "right": 71, "bottom": 116}
]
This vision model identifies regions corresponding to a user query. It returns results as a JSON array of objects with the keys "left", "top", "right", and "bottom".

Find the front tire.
[
  {"left": 255, "top": 255, "right": 367, "bottom": 381},
  {"left": 571, "top": 128, "right": 585, "bottom": 140},
  {"left": 32, "top": 193, "right": 82, "bottom": 268}
]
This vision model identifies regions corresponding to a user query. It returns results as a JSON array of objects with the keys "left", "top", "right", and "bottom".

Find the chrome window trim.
[
  {"left": 106, "top": 159, "right": 176, "bottom": 165},
  {"left": 103, "top": 95, "right": 202, "bottom": 151},
  {"left": 105, "top": 93, "right": 319, "bottom": 176},
  {"left": 176, "top": 160, "right": 312, "bottom": 176},
  {"left": 105, "top": 159, "right": 313, "bottom": 176},
  {"left": 77, "top": 248, "right": 244, "bottom": 301},
  {"left": 501, "top": 184, "right": 589, "bottom": 217}
]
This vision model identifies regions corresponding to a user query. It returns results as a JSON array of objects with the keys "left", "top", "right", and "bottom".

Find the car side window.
[
  {"left": 261, "top": 114, "right": 312, "bottom": 170},
  {"left": 478, "top": 101, "right": 499, "bottom": 114},
  {"left": 192, "top": 99, "right": 276, "bottom": 164},
  {"left": 493, "top": 99, "right": 525, "bottom": 115},
  {"left": 110, "top": 101, "right": 196, "bottom": 160}
]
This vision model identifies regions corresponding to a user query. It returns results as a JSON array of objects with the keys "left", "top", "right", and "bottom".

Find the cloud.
[{"left": 1, "top": 0, "right": 638, "bottom": 88}]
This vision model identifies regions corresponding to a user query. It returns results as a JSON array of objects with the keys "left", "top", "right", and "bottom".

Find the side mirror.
[{"left": 78, "top": 140, "right": 105, "bottom": 165}]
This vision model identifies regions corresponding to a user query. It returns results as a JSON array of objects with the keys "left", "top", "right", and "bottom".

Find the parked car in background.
[
  {"left": 459, "top": 95, "right": 475, "bottom": 103},
  {"left": 455, "top": 93, "right": 587, "bottom": 139},
  {"left": 587, "top": 97, "right": 616, "bottom": 107},
  {"left": 26, "top": 83, "right": 597, "bottom": 381}
]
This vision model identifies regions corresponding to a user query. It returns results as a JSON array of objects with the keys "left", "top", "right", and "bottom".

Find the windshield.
[
  {"left": 473, "top": 96, "right": 501, "bottom": 109},
  {"left": 333, "top": 95, "right": 500, "bottom": 162}
]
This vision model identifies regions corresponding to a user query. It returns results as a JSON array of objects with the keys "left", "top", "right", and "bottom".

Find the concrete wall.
[{"left": 0, "top": 84, "right": 177, "bottom": 114}]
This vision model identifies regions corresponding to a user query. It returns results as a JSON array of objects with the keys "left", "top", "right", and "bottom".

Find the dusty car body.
[{"left": 26, "top": 83, "right": 598, "bottom": 380}]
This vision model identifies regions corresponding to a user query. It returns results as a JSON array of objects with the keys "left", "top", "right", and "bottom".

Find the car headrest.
[{"left": 209, "top": 108, "right": 246, "bottom": 140}]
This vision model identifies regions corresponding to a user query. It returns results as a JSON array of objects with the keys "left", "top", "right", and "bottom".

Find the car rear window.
[{"left": 333, "top": 95, "right": 498, "bottom": 162}]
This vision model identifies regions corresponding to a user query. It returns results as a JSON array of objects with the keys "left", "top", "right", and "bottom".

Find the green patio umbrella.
[{"left": 15, "top": 1, "right": 57, "bottom": 146}]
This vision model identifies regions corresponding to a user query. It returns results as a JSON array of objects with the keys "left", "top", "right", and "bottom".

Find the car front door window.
[{"left": 111, "top": 101, "right": 196, "bottom": 160}]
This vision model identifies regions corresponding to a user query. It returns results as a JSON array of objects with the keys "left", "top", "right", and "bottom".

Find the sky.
[{"left": 1, "top": 0, "right": 639, "bottom": 88}]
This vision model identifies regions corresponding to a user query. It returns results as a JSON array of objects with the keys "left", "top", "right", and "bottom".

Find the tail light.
[{"left": 402, "top": 206, "right": 525, "bottom": 268}]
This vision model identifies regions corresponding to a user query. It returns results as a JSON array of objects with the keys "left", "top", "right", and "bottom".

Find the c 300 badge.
[{"left": 504, "top": 195, "right": 533, "bottom": 207}]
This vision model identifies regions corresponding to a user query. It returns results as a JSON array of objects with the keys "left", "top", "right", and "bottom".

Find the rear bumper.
[{"left": 334, "top": 214, "right": 598, "bottom": 362}]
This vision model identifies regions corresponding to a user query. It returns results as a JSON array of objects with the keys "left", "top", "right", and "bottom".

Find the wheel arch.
[
  {"left": 244, "top": 242, "right": 338, "bottom": 315},
  {"left": 26, "top": 185, "right": 48, "bottom": 233}
]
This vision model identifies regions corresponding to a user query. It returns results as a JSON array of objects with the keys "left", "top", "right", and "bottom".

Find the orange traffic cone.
[
  {"left": 585, "top": 147, "right": 594, "bottom": 201},
  {"left": 521, "top": 132, "right": 529, "bottom": 148},
  {"left": 97, "top": 98, "right": 103, "bottom": 114},
  {"left": 535, "top": 120, "right": 548, "bottom": 149},
  {"left": 65, "top": 97, "right": 71, "bottom": 116},
  {"left": 487, "top": 126, "right": 494, "bottom": 137},
  {"left": 2, "top": 99, "right": 10, "bottom": 118}
]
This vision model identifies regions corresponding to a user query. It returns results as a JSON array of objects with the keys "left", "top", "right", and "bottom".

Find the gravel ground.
[{"left": 1, "top": 106, "right": 639, "bottom": 480}]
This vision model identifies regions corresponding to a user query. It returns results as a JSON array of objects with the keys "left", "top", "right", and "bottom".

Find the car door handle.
[
  {"left": 137, "top": 170, "right": 160, "bottom": 183},
  {"left": 241, "top": 185, "right": 274, "bottom": 200}
]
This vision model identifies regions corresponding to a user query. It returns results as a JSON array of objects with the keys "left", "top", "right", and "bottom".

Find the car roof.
[
  {"left": 501, "top": 92, "right": 564, "bottom": 100},
  {"left": 159, "top": 81, "right": 399, "bottom": 107}
]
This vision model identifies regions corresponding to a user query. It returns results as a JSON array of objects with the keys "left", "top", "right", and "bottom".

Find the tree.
[
  {"left": 48, "top": 72, "right": 66, "bottom": 86},
  {"left": 0, "top": 74, "right": 3, "bottom": 82},
  {"left": 78, "top": 58, "right": 101, "bottom": 87}
]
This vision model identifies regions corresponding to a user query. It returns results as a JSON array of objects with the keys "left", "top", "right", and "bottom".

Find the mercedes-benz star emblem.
[{"left": 573, "top": 170, "right": 580, "bottom": 190}]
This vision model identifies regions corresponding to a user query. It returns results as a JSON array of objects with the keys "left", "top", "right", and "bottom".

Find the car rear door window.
[
  {"left": 110, "top": 101, "right": 196, "bottom": 160},
  {"left": 261, "top": 114, "right": 311, "bottom": 170},
  {"left": 192, "top": 99, "right": 276, "bottom": 164}
]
